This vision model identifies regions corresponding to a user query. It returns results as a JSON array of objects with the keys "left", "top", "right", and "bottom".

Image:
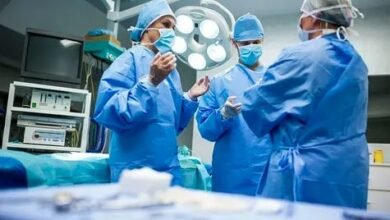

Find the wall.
[
  {"left": 1, "top": 1, "right": 388, "bottom": 158},
  {"left": 0, "top": 0, "right": 108, "bottom": 36},
  {"left": 350, "top": 7, "right": 390, "bottom": 75},
  {"left": 0, "top": 0, "right": 199, "bottom": 150},
  {"left": 0, "top": 0, "right": 130, "bottom": 90},
  {"left": 0, "top": 64, "right": 19, "bottom": 93},
  {"left": 192, "top": 6, "right": 390, "bottom": 163},
  {"left": 0, "top": 0, "right": 132, "bottom": 151},
  {"left": 177, "top": 60, "right": 197, "bottom": 148}
]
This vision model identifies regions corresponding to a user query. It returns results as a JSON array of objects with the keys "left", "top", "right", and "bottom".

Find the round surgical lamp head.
[
  {"left": 176, "top": 15, "right": 194, "bottom": 34},
  {"left": 199, "top": 19, "right": 220, "bottom": 39},
  {"left": 173, "top": 4, "right": 234, "bottom": 71},
  {"left": 188, "top": 53, "right": 207, "bottom": 70},
  {"left": 172, "top": 36, "right": 187, "bottom": 54},
  {"left": 207, "top": 43, "right": 226, "bottom": 62}
]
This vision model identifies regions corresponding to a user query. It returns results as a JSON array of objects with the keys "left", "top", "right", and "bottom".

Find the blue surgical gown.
[
  {"left": 94, "top": 45, "right": 198, "bottom": 184},
  {"left": 196, "top": 64, "right": 272, "bottom": 196},
  {"left": 242, "top": 34, "right": 369, "bottom": 209}
]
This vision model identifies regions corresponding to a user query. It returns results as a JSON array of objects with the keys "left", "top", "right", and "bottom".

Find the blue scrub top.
[
  {"left": 242, "top": 34, "right": 369, "bottom": 209},
  {"left": 94, "top": 45, "right": 198, "bottom": 183},
  {"left": 197, "top": 64, "right": 272, "bottom": 196}
]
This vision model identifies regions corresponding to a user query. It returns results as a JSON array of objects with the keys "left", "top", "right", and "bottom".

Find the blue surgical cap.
[
  {"left": 233, "top": 13, "right": 264, "bottom": 42},
  {"left": 131, "top": 0, "right": 175, "bottom": 42}
]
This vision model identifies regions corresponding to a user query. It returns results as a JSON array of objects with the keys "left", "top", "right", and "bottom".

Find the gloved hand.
[
  {"left": 188, "top": 76, "right": 210, "bottom": 101},
  {"left": 149, "top": 52, "right": 176, "bottom": 86},
  {"left": 221, "top": 96, "right": 242, "bottom": 119}
]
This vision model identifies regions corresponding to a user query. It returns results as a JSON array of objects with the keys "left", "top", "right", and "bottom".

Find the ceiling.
[
  {"left": 88, "top": 0, "right": 390, "bottom": 17},
  {"left": 1, "top": 0, "right": 389, "bottom": 69},
  {"left": 0, "top": 0, "right": 11, "bottom": 13},
  {"left": 87, "top": 0, "right": 390, "bottom": 30},
  {"left": 0, "top": 24, "right": 24, "bottom": 68}
]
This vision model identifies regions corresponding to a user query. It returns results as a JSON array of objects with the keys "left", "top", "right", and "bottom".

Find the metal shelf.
[
  {"left": 6, "top": 142, "right": 83, "bottom": 152},
  {"left": 2, "top": 82, "right": 91, "bottom": 153},
  {"left": 13, "top": 81, "right": 89, "bottom": 94},
  {"left": 11, "top": 107, "right": 87, "bottom": 118}
]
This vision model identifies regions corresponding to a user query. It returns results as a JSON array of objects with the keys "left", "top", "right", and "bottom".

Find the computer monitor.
[
  {"left": 367, "top": 75, "right": 390, "bottom": 143},
  {"left": 20, "top": 28, "right": 84, "bottom": 85}
]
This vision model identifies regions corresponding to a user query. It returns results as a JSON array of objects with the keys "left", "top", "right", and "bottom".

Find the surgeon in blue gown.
[
  {"left": 241, "top": 0, "right": 368, "bottom": 209},
  {"left": 94, "top": 0, "right": 210, "bottom": 184},
  {"left": 196, "top": 14, "right": 272, "bottom": 196}
]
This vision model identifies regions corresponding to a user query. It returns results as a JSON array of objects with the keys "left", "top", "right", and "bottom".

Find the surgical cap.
[
  {"left": 131, "top": 0, "right": 175, "bottom": 42},
  {"left": 233, "top": 13, "right": 264, "bottom": 42},
  {"left": 301, "top": 0, "right": 363, "bottom": 27}
]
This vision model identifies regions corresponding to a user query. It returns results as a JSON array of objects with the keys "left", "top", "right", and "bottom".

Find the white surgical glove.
[{"left": 221, "top": 96, "right": 242, "bottom": 120}]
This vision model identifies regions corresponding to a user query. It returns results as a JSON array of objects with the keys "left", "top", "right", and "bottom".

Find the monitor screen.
[
  {"left": 21, "top": 29, "right": 83, "bottom": 84},
  {"left": 367, "top": 75, "right": 390, "bottom": 143}
]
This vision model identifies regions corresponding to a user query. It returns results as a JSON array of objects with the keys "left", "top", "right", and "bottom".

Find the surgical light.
[
  {"left": 207, "top": 43, "right": 226, "bottom": 62},
  {"left": 176, "top": 15, "right": 194, "bottom": 34},
  {"left": 188, "top": 53, "right": 207, "bottom": 70},
  {"left": 199, "top": 19, "right": 219, "bottom": 39},
  {"left": 173, "top": 0, "right": 235, "bottom": 71},
  {"left": 172, "top": 36, "right": 187, "bottom": 54}
]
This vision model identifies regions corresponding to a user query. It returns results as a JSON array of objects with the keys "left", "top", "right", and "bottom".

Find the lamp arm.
[{"left": 200, "top": 0, "right": 235, "bottom": 30}]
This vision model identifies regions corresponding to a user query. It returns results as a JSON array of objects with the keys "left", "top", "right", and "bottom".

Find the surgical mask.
[
  {"left": 297, "top": 26, "right": 320, "bottom": 42},
  {"left": 297, "top": 16, "right": 322, "bottom": 42},
  {"left": 128, "top": 27, "right": 175, "bottom": 54},
  {"left": 149, "top": 28, "right": 175, "bottom": 54},
  {"left": 239, "top": 44, "right": 263, "bottom": 66},
  {"left": 298, "top": 19, "right": 347, "bottom": 41}
]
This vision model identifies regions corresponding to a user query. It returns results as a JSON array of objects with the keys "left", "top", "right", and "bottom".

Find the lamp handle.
[{"left": 200, "top": 0, "right": 235, "bottom": 30}]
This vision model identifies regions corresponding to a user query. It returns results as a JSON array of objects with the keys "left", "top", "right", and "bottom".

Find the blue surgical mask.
[
  {"left": 239, "top": 44, "right": 263, "bottom": 66},
  {"left": 297, "top": 25, "right": 308, "bottom": 42},
  {"left": 298, "top": 16, "right": 311, "bottom": 42},
  {"left": 153, "top": 28, "right": 175, "bottom": 54},
  {"left": 297, "top": 16, "right": 322, "bottom": 42},
  {"left": 298, "top": 25, "right": 340, "bottom": 42}
]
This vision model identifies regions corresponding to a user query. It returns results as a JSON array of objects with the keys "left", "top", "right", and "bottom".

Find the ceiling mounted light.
[
  {"left": 188, "top": 53, "right": 206, "bottom": 70},
  {"left": 176, "top": 15, "right": 194, "bottom": 34},
  {"left": 172, "top": 36, "right": 187, "bottom": 54},
  {"left": 199, "top": 19, "right": 219, "bottom": 39},
  {"left": 207, "top": 43, "right": 226, "bottom": 62},
  {"left": 173, "top": 0, "right": 235, "bottom": 71}
]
